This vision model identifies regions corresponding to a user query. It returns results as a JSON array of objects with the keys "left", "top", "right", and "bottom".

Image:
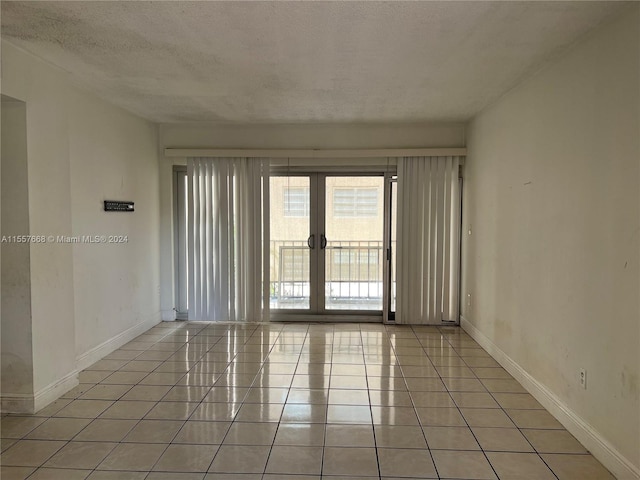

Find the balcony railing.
[{"left": 270, "top": 240, "right": 395, "bottom": 310}]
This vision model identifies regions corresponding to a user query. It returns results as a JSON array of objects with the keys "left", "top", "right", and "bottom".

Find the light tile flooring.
[{"left": 1, "top": 322, "right": 616, "bottom": 480}]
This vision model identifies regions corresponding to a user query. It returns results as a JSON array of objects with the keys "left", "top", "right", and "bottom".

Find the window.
[
  {"left": 284, "top": 187, "right": 310, "bottom": 217},
  {"left": 333, "top": 188, "right": 378, "bottom": 217}
]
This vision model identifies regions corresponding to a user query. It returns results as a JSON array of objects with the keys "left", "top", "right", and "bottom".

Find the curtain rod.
[{"left": 164, "top": 147, "right": 467, "bottom": 159}]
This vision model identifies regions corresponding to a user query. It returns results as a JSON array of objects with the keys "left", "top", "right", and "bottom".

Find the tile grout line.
[
  {"left": 408, "top": 324, "right": 442, "bottom": 480},
  {"left": 318, "top": 324, "right": 332, "bottom": 479},
  {"left": 1, "top": 321, "right": 613, "bottom": 480},
  {"left": 259, "top": 322, "right": 304, "bottom": 478},
  {"left": 436, "top": 325, "right": 503, "bottom": 480},
  {"left": 97, "top": 321, "right": 190, "bottom": 479},
  {"left": 362, "top": 323, "right": 383, "bottom": 480},
  {"left": 145, "top": 324, "right": 215, "bottom": 477},
  {"left": 201, "top": 324, "right": 252, "bottom": 477},
  {"left": 23, "top": 324, "right": 181, "bottom": 478},
  {"left": 18, "top": 323, "right": 186, "bottom": 479},
  {"left": 452, "top": 338, "right": 562, "bottom": 480}
]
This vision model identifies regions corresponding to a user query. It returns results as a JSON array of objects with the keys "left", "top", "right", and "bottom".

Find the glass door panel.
[
  {"left": 269, "top": 176, "right": 312, "bottom": 310},
  {"left": 324, "top": 176, "right": 384, "bottom": 311}
]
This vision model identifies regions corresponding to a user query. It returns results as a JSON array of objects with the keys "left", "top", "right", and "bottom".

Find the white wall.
[
  {"left": 1, "top": 97, "right": 34, "bottom": 409},
  {"left": 68, "top": 84, "right": 161, "bottom": 364},
  {"left": 1, "top": 41, "right": 161, "bottom": 411},
  {"left": 2, "top": 43, "right": 77, "bottom": 403},
  {"left": 158, "top": 122, "right": 466, "bottom": 319},
  {"left": 462, "top": 6, "right": 639, "bottom": 479}
]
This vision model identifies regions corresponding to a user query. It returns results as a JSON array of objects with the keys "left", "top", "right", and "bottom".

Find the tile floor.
[{"left": 1, "top": 322, "right": 616, "bottom": 479}]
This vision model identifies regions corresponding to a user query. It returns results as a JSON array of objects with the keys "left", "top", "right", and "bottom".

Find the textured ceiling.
[{"left": 0, "top": 1, "right": 627, "bottom": 124}]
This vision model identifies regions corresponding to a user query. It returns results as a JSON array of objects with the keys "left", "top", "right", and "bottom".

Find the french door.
[{"left": 269, "top": 173, "right": 395, "bottom": 321}]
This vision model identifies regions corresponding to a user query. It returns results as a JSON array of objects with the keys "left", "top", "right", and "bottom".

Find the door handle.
[
  {"left": 320, "top": 234, "right": 328, "bottom": 249},
  {"left": 307, "top": 234, "right": 315, "bottom": 249}
]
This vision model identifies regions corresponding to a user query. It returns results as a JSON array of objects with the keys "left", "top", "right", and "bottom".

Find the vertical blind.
[
  {"left": 396, "top": 156, "right": 461, "bottom": 324},
  {"left": 187, "top": 157, "right": 270, "bottom": 321}
]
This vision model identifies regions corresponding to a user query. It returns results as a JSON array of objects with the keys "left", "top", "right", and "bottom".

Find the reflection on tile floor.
[{"left": 1, "top": 322, "right": 616, "bottom": 479}]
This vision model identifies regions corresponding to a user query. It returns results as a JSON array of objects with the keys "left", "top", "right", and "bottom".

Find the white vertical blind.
[
  {"left": 187, "top": 157, "right": 270, "bottom": 321},
  {"left": 396, "top": 156, "right": 461, "bottom": 324}
]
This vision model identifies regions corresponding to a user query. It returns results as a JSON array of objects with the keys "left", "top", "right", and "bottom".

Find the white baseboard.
[
  {"left": 34, "top": 370, "right": 79, "bottom": 412},
  {"left": 76, "top": 312, "right": 161, "bottom": 371},
  {"left": 2, "top": 313, "right": 161, "bottom": 414},
  {"left": 1, "top": 393, "right": 34, "bottom": 413},
  {"left": 1, "top": 370, "right": 78, "bottom": 414},
  {"left": 461, "top": 315, "right": 640, "bottom": 480}
]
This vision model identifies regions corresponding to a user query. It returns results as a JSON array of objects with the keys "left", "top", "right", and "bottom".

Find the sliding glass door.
[
  {"left": 270, "top": 174, "right": 393, "bottom": 320},
  {"left": 323, "top": 176, "right": 384, "bottom": 311},
  {"left": 269, "top": 175, "right": 314, "bottom": 310},
  {"left": 175, "top": 168, "right": 396, "bottom": 322}
]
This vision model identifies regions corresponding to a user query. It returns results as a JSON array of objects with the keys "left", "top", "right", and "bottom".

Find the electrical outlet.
[
  {"left": 579, "top": 369, "right": 587, "bottom": 389},
  {"left": 467, "top": 293, "right": 472, "bottom": 307}
]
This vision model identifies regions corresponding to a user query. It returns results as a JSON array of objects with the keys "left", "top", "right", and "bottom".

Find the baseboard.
[
  {"left": 461, "top": 315, "right": 640, "bottom": 480},
  {"left": 1, "top": 369, "right": 79, "bottom": 414},
  {"left": 1, "top": 393, "right": 34, "bottom": 414},
  {"left": 76, "top": 312, "right": 161, "bottom": 371},
  {"left": 33, "top": 370, "right": 79, "bottom": 412},
  {"left": 2, "top": 313, "right": 161, "bottom": 414}
]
